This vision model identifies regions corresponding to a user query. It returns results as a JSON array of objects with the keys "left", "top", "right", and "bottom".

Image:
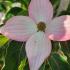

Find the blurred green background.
[{"left": 0, "top": 0, "right": 70, "bottom": 70}]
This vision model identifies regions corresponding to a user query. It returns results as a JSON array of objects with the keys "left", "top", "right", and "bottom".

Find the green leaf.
[
  {"left": 5, "top": 7, "right": 28, "bottom": 20},
  {"left": 50, "top": 0, "right": 60, "bottom": 16},
  {"left": 0, "top": 35, "right": 9, "bottom": 47},
  {"left": 57, "top": 0, "right": 69, "bottom": 16},
  {"left": 2, "top": 41, "right": 23, "bottom": 70},
  {"left": 48, "top": 53, "right": 70, "bottom": 70},
  {"left": 0, "top": 3, "right": 6, "bottom": 12},
  {"left": 18, "top": 58, "right": 27, "bottom": 70}
]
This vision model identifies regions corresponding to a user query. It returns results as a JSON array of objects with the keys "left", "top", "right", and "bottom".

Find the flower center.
[{"left": 37, "top": 22, "right": 46, "bottom": 32}]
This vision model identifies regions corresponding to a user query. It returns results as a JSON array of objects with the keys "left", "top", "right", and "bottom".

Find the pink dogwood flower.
[{"left": 0, "top": 0, "right": 70, "bottom": 70}]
